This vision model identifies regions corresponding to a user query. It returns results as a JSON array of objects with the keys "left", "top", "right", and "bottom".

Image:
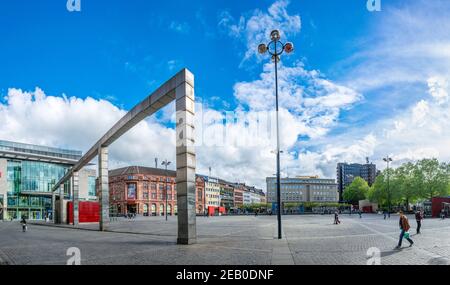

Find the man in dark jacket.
[
  {"left": 334, "top": 210, "right": 340, "bottom": 225},
  {"left": 396, "top": 211, "right": 414, "bottom": 249},
  {"left": 415, "top": 210, "right": 423, "bottom": 234},
  {"left": 21, "top": 216, "right": 27, "bottom": 232}
]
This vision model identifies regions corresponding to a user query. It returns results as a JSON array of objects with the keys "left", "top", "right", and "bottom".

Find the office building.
[
  {"left": 336, "top": 162, "right": 377, "bottom": 202},
  {"left": 266, "top": 176, "right": 338, "bottom": 205}
]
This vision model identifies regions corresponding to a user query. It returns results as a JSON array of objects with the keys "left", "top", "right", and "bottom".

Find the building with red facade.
[
  {"left": 109, "top": 166, "right": 206, "bottom": 216},
  {"left": 233, "top": 183, "right": 244, "bottom": 210}
]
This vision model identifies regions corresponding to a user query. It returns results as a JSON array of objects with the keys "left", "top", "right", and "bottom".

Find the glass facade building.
[
  {"left": 6, "top": 161, "right": 71, "bottom": 220},
  {"left": 0, "top": 140, "right": 82, "bottom": 220}
]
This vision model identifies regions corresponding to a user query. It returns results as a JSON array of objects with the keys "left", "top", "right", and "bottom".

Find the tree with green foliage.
[
  {"left": 343, "top": 177, "right": 369, "bottom": 205},
  {"left": 368, "top": 175, "right": 387, "bottom": 206},
  {"left": 415, "top": 159, "right": 450, "bottom": 200},
  {"left": 395, "top": 162, "right": 420, "bottom": 210},
  {"left": 370, "top": 159, "right": 450, "bottom": 211}
]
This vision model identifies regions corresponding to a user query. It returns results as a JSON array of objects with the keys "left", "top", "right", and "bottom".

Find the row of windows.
[
  {"left": 7, "top": 195, "right": 52, "bottom": 208},
  {"left": 112, "top": 192, "right": 176, "bottom": 201},
  {"left": 312, "top": 197, "right": 337, "bottom": 201},
  {"left": 7, "top": 160, "right": 69, "bottom": 194}
]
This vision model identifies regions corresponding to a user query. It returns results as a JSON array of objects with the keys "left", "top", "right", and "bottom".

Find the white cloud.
[
  {"left": 427, "top": 76, "right": 449, "bottom": 105},
  {"left": 0, "top": 88, "right": 177, "bottom": 170},
  {"left": 219, "top": 0, "right": 301, "bottom": 65},
  {"left": 305, "top": 75, "right": 450, "bottom": 173},
  {"left": 233, "top": 61, "right": 362, "bottom": 139},
  {"left": 169, "top": 21, "right": 190, "bottom": 34},
  {"left": 340, "top": 0, "right": 450, "bottom": 93}
]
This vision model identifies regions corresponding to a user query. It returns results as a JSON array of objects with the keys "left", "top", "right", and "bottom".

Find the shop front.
[
  {"left": 127, "top": 203, "right": 137, "bottom": 214},
  {"left": 6, "top": 194, "right": 52, "bottom": 220}
]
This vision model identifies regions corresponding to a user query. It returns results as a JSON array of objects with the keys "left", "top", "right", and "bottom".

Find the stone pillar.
[
  {"left": 175, "top": 70, "right": 197, "bottom": 245},
  {"left": 98, "top": 147, "right": 110, "bottom": 231},
  {"left": 52, "top": 191, "right": 56, "bottom": 223},
  {"left": 0, "top": 159, "right": 7, "bottom": 221},
  {"left": 59, "top": 184, "right": 64, "bottom": 224},
  {"left": 72, "top": 172, "right": 79, "bottom": 226}
]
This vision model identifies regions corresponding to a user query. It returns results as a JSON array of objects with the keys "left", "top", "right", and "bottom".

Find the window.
[
  {"left": 88, "top": 176, "right": 96, "bottom": 196},
  {"left": 127, "top": 183, "right": 137, "bottom": 200}
]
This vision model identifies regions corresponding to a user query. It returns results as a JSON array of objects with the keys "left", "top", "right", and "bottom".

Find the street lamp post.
[
  {"left": 161, "top": 159, "right": 171, "bottom": 221},
  {"left": 259, "top": 30, "right": 294, "bottom": 239},
  {"left": 383, "top": 156, "right": 393, "bottom": 218}
]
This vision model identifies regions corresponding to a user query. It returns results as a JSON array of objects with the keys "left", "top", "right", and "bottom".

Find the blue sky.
[
  {"left": 1, "top": 0, "right": 449, "bottom": 189},
  {"left": 0, "top": 0, "right": 371, "bottom": 108}
]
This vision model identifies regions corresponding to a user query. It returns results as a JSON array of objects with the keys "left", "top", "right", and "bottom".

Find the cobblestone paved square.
[{"left": 1, "top": 214, "right": 449, "bottom": 265}]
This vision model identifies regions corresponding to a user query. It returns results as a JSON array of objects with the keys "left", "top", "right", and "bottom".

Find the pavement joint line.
[
  {"left": 271, "top": 228, "right": 295, "bottom": 265},
  {"left": 347, "top": 218, "right": 449, "bottom": 262}
]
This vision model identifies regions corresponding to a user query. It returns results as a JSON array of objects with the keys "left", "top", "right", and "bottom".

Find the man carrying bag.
[{"left": 396, "top": 211, "right": 414, "bottom": 249}]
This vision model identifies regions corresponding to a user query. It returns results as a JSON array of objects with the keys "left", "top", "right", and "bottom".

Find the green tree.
[
  {"left": 368, "top": 175, "right": 385, "bottom": 205},
  {"left": 415, "top": 159, "right": 450, "bottom": 200},
  {"left": 369, "top": 167, "right": 403, "bottom": 210},
  {"left": 343, "top": 177, "right": 370, "bottom": 205},
  {"left": 395, "top": 162, "right": 420, "bottom": 210}
]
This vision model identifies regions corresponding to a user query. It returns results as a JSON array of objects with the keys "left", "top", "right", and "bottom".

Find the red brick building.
[
  {"left": 233, "top": 183, "right": 244, "bottom": 209},
  {"left": 196, "top": 175, "right": 206, "bottom": 214},
  {"left": 109, "top": 166, "right": 205, "bottom": 216}
]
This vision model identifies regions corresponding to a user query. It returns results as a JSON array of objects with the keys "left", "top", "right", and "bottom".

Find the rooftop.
[
  {"left": 109, "top": 166, "right": 176, "bottom": 177},
  {"left": 0, "top": 139, "right": 82, "bottom": 164}
]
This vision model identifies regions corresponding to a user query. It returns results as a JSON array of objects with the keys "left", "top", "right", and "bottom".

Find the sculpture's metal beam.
[{"left": 51, "top": 69, "right": 194, "bottom": 193}]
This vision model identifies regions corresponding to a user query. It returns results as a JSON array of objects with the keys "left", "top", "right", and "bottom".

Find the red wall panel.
[
  {"left": 67, "top": 201, "right": 100, "bottom": 224},
  {"left": 431, "top": 197, "right": 450, "bottom": 218}
]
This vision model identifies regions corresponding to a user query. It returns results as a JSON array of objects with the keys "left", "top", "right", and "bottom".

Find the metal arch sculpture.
[{"left": 51, "top": 69, "right": 197, "bottom": 245}]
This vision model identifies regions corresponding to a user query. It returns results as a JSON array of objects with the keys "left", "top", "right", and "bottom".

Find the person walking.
[
  {"left": 415, "top": 210, "right": 423, "bottom": 234},
  {"left": 441, "top": 209, "right": 446, "bottom": 220},
  {"left": 334, "top": 210, "right": 341, "bottom": 225},
  {"left": 383, "top": 210, "right": 387, "bottom": 220},
  {"left": 20, "top": 216, "right": 27, "bottom": 232},
  {"left": 396, "top": 211, "right": 414, "bottom": 249},
  {"left": 358, "top": 210, "right": 362, "bottom": 219}
]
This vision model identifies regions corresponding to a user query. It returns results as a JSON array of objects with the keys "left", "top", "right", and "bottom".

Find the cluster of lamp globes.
[{"left": 258, "top": 30, "right": 294, "bottom": 63}]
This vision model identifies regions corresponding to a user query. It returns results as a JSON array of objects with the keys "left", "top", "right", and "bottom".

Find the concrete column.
[
  {"left": 59, "top": 184, "right": 64, "bottom": 224},
  {"left": 51, "top": 191, "right": 56, "bottom": 223},
  {"left": 0, "top": 159, "right": 8, "bottom": 220},
  {"left": 175, "top": 70, "right": 197, "bottom": 245},
  {"left": 98, "top": 147, "right": 110, "bottom": 231},
  {"left": 72, "top": 172, "right": 79, "bottom": 226}
]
